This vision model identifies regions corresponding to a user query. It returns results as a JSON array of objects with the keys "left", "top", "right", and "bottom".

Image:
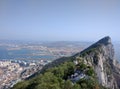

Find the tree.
[
  {"left": 86, "top": 67, "right": 94, "bottom": 76},
  {"left": 11, "top": 81, "right": 29, "bottom": 89},
  {"left": 63, "top": 80, "right": 73, "bottom": 89},
  {"left": 72, "top": 83, "right": 81, "bottom": 89}
]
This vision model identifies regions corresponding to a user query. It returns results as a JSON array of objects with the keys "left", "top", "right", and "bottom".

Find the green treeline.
[{"left": 12, "top": 58, "right": 108, "bottom": 89}]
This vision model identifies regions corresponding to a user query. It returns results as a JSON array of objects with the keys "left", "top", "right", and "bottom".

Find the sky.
[{"left": 0, "top": 0, "right": 120, "bottom": 41}]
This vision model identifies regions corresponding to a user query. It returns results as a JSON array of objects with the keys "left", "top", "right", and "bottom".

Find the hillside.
[{"left": 11, "top": 36, "right": 120, "bottom": 89}]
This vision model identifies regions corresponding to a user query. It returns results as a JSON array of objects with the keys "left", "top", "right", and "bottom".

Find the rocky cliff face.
[
  {"left": 75, "top": 36, "right": 119, "bottom": 89},
  {"left": 36, "top": 36, "right": 120, "bottom": 89}
]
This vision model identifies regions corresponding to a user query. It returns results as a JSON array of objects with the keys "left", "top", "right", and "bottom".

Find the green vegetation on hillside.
[{"left": 12, "top": 57, "right": 108, "bottom": 89}]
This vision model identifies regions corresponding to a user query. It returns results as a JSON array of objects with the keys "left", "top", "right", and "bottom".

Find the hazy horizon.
[{"left": 0, "top": 0, "right": 120, "bottom": 41}]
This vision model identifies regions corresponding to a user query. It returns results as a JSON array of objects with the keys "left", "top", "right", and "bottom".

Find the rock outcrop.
[
  {"left": 39, "top": 36, "right": 120, "bottom": 89},
  {"left": 75, "top": 36, "right": 119, "bottom": 89}
]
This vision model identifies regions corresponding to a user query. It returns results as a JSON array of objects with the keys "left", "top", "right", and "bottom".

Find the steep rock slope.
[
  {"left": 75, "top": 36, "right": 119, "bottom": 89},
  {"left": 31, "top": 36, "right": 120, "bottom": 89}
]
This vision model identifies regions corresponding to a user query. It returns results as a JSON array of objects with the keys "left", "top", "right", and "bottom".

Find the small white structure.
[
  {"left": 73, "top": 60, "right": 78, "bottom": 65},
  {"left": 70, "top": 70, "right": 86, "bottom": 82}
]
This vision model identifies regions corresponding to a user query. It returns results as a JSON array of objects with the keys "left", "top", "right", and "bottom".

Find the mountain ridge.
[
  {"left": 75, "top": 36, "right": 118, "bottom": 89},
  {"left": 12, "top": 36, "right": 120, "bottom": 89},
  {"left": 39, "top": 36, "right": 120, "bottom": 89}
]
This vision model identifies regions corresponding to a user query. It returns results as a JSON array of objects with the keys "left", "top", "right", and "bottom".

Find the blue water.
[{"left": 0, "top": 48, "right": 55, "bottom": 60}]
